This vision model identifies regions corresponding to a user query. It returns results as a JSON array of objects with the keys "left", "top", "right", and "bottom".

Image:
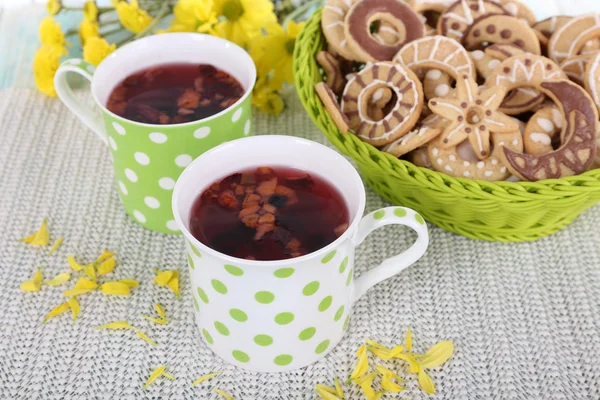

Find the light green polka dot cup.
[
  {"left": 172, "top": 136, "right": 429, "bottom": 372},
  {"left": 54, "top": 33, "right": 256, "bottom": 233}
]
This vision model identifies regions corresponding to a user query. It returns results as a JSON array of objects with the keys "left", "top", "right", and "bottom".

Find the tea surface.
[
  {"left": 106, "top": 63, "right": 244, "bottom": 124},
  {"left": 190, "top": 167, "right": 350, "bottom": 261}
]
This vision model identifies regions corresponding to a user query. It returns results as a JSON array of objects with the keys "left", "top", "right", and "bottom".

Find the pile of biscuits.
[{"left": 315, "top": 0, "right": 600, "bottom": 181}]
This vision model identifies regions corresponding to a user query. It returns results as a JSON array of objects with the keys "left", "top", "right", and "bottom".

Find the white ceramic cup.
[{"left": 172, "top": 135, "right": 429, "bottom": 372}]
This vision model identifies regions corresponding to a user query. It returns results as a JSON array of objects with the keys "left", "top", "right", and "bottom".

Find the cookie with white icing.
[
  {"left": 315, "top": 82, "right": 350, "bottom": 135},
  {"left": 462, "top": 14, "right": 541, "bottom": 55},
  {"left": 382, "top": 115, "right": 443, "bottom": 157},
  {"left": 437, "top": 0, "right": 509, "bottom": 42},
  {"left": 316, "top": 51, "right": 346, "bottom": 95},
  {"left": 496, "top": 0, "right": 536, "bottom": 26},
  {"left": 523, "top": 107, "right": 563, "bottom": 156},
  {"left": 321, "top": 0, "right": 358, "bottom": 60},
  {"left": 548, "top": 13, "right": 600, "bottom": 64},
  {"left": 341, "top": 62, "right": 424, "bottom": 146},
  {"left": 584, "top": 51, "right": 600, "bottom": 113}
]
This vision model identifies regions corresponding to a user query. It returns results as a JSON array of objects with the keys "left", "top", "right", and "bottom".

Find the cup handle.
[
  {"left": 351, "top": 207, "right": 429, "bottom": 302},
  {"left": 54, "top": 58, "right": 107, "bottom": 145}
]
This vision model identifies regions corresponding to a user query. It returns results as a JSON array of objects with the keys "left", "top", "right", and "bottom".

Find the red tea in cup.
[
  {"left": 189, "top": 167, "right": 350, "bottom": 261},
  {"left": 106, "top": 63, "right": 244, "bottom": 124}
]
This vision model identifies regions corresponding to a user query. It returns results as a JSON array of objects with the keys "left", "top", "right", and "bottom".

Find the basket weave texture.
[{"left": 293, "top": 9, "right": 600, "bottom": 242}]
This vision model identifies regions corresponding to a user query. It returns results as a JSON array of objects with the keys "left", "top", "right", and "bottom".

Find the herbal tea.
[
  {"left": 106, "top": 63, "right": 244, "bottom": 124},
  {"left": 189, "top": 167, "right": 350, "bottom": 261}
]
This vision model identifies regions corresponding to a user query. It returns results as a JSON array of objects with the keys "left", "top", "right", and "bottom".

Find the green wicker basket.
[{"left": 293, "top": 9, "right": 600, "bottom": 242}]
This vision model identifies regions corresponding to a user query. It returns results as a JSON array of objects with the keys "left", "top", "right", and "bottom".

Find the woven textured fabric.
[
  {"left": 293, "top": 9, "right": 600, "bottom": 243},
  {"left": 0, "top": 88, "right": 600, "bottom": 399}
]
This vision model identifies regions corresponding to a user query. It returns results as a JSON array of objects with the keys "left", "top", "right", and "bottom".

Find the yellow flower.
[
  {"left": 213, "top": 0, "right": 276, "bottom": 47},
  {"left": 250, "top": 21, "right": 304, "bottom": 87},
  {"left": 83, "top": 37, "right": 116, "bottom": 66},
  {"left": 161, "top": 0, "right": 217, "bottom": 34},
  {"left": 20, "top": 217, "right": 51, "bottom": 245},
  {"left": 21, "top": 268, "right": 43, "bottom": 292},
  {"left": 116, "top": 0, "right": 152, "bottom": 34},
  {"left": 252, "top": 78, "right": 284, "bottom": 115},
  {"left": 46, "top": 0, "right": 62, "bottom": 15},
  {"left": 83, "top": 1, "right": 99, "bottom": 21},
  {"left": 39, "top": 16, "right": 66, "bottom": 49},
  {"left": 33, "top": 46, "right": 63, "bottom": 97},
  {"left": 79, "top": 18, "right": 99, "bottom": 46}
]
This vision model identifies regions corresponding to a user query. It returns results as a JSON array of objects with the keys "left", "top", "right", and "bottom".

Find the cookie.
[
  {"left": 371, "top": 22, "right": 405, "bottom": 45},
  {"left": 406, "top": 146, "right": 433, "bottom": 168},
  {"left": 344, "top": 0, "right": 424, "bottom": 62},
  {"left": 560, "top": 55, "right": 590, "bottom": 86},
  {"left": 470, "top": 44, "right": 526, "bottom": 80},
  {"left": 428, "top": 74, "right": 519, "bottom": 159},
  {"left": 462, "top": 14, "right": 541, "bottom": 55},
  {"left": 523, "top": 107, "right": 563, "bottom": 156},
  {"left": 322, "top": 0, "right": 358, "bottom": 60},
  {"left": 548, "top": 13, "right": 600, "bottom": 64},
  {"left": 584, "top": 52, "right": 600, "bottom": 113},
  {"left": 315, "top": 82, "right": 350, "bottom": 135},
  {"left": 341, "top": 62, "right": 424, "bottom": 146},
  {"left": 437, "top": 0, "right": 508, "bottom": 42},
  {"left": 485, "top": 55, "right": 567, "bottom": 115},
  {"left": 427, "top": 129, "right": 523, "bottom": 180},
  {"left": 382, "top": 115, "right": 443, "bottom": 157},
  {"left": 407, "top": 0, "right": 456, "bottom": 13},
  {"left": 501, "top": 80, "right": 599, "bottom": 181},
  {"left": 423, "top": 69, "right": 454, "bottom": 99},
  {"left": 317, "top": 51, "right": 345, "bottom": 95},
  {"left": 533, "top": 15, "right": 572, "bottom": 39},
  {"left": 497, "top": 0, "right": 536, "bottom": 26}
]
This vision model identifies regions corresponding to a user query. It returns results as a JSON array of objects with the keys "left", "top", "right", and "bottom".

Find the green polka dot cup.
[
  {"left": 54, "top": 33, "right": 256, "bottom": 233},
  {"left": 173, "top": 136, "right": 429, "bottom": 372}
]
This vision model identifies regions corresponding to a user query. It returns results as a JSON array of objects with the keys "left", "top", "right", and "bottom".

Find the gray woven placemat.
[{"left": 1, "top": 88, "right": 599, "bottom": 399}]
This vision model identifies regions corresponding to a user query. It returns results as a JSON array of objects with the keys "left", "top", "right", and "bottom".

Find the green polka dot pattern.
[
  {"left": 274, "top": 354, "right": 293, "bottom": 366},
  {"left": 302, "top": 281, "right": 320, "bottom": 296},
  {"left": 187, "top": 254, "right": 195, "bottom": 270},
  {"left": 321, "top": 250, "right": 337, "bottom": 264},
  {"left": 214, "top": 321, "right": 230, "bottom": 336},
  {"left": 229, "top": 309, "right": 248, "bottom": 322},
  {"left": 255, "top": 291, "right": 275, "bottom": 304},
  {"left": 415, "top": 214, "right": 425, "bottom": 225},
  {"left": 343, "top": 315, "right": 350, "bottom": 331},
  {"left": 394, "top": 208, "right": 407, "bottom": 218},
  {"left": 346, "top": 269, "right": 353, "bottom": 286},
  {"left": 224, "top": 264, "right": 244, "bottom": 276},
  {"left": 339, "top": 257, "right": 348, "bottom": 274},
  {"left": 202, "top": 329, "right": 213, "bottom": 345},
  {"left": 94, "top": 66, "right": 253, "bottom": 234},
  {"left": 374, "top": 210, "right": 385, "bottom": 219},
  {"left": 298, "top": 327, "right": 316, "bottom": 341},
  {"left": 193, "top": 297, "right": 199, "bottom": 312},
  {"left": 275, "top": 312, "right": 295, "bottom": 325},
  {"left": 232, "top": 350, "right": 250, "bottom": 363},
  {"left": 318, "top": 296, "right": 332, "bottom": 312},
  {"left": 315, "top": 340, "right": 330, "bottom": 354},
  {"left": 211, "top": 279, "right": 228, "bottom": 294},
  {"left": 273, "top": 268, "right": 295, "bottom": 278},
  {"left": 254, "top": 334, "right": 273, "bottom": 346},
  {"left": 197, "top": 287, "right": 209, "bottom": 304},
  {"left": 189, "top": 242, "right": 202, "bottom": 257},
  {"left": 334, "top": 306, "right": 344, "bottom": 322}
]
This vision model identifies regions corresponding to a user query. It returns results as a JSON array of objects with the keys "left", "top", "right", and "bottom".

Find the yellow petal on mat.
[
  {"left": 154, "top": 303, "right": 165, "bottom": 319},
  {"left": 142, "top": 365, "right": 166, "bottom": 389},
  {"left": 395, "top": 353, "right": 421, "bottom": 373},
  {"left": 67, "top": 297, "right": 80, "bottom": 322},
  {"left": 316, "top": 384, "right": 340, "bottom": 400},
  {"left": 97, "top": 258, "right": 116, "bottom": 276},
  {"left": 141, "top": 315, "right": 168, "bottom": 325},
  {"left": 192, "top": 372, "right": 221, "bottom": 386},
  {"left": 19, "top": 232, "right": 36, "bottom": 243},
  {"left": 67, "top": 255, "right": 85, "bottom": 271},
  {"left": 136, "top": 331, "right": 157, "bottom": 346},
  {"left": 84, "top": 264, "right": 97, "bottom": 282},
  {"left": 44, "top": 272, "right": 71, "bottom": 286},
  {"left": 334, "top": 376, "right": 344, "bottom": 398},
  {"left": 417, "top": 370, "right": 435, "bottom": 394},
  {"left": 420, "top": 341, "right": 454, "bottom": 369},
  {"left": 214, "top": 388, "right": 233, "bottom": 400},
  {"left": 163, "top": 372, "right": 175, "bottom": 380},
  {"left": 377, "top": 365, "right": 405, "bottom": 393},
  {"left": 47, "top": 237, "right": 64, "bottom": 255},
  {"left": 96, "top": 249, "right": 114, "bottom": 263},
  {"left": 405, "top": 326, "right": 412, "bottom": 352},
  {"left": 21, "top": 268, "right": 43, "bottom": 292},
  {"left": 355, "top": 371, "right": 377, "bottom": 399},
  {"left": 64, "top": 276, "right": 98, "bottom": 296},
  {"left": 95, "top": 320, "right": 135, "bottom": 330},
  {"left": 100, "top": 282, "right": 131, "bottom": 296},
  {"left": 154, "top": 270, "right": 174, "bottom": 286},
  {"left": 27, "top": 218, "right": 50, "bottom": 246},
  {"left": 43, "top": 302, "right": 71, "bottom": 323},
  {"left": 167, "top": 271, "right": 180, "bottom": 299},
  {"left": 119, "top": 279, "right": 139, "bottom": 288},
  {"left": 350, "top": 344, "right": 369, "bottom": 381}
]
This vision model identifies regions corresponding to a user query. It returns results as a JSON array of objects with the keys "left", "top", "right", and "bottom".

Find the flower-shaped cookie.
[{"left": 428, "top": 75, "right": 519, "bottom": 159}]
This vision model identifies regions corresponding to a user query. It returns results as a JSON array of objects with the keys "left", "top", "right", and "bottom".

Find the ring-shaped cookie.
[
  {"left": 344, "top": 0, "right": 424, "bottom": 62},
  {"left": 501, "top": 79, "right": 599, "bottom": 181},
  {"left": 407, "top": 0, "right": 456, "bottom": 13},
  {"left": 486, "top": 55, "right": 567, "bottom": 115},
  {"left": 584, "top": 52, "right": 600, "bottom": 113},
  {"left": 316, "top": 51, "right": 346, "bottom": 95},
  {"left": 560, "top": 55, "right": 590, "bottom": 86},
  {"left": 427, "top": 129, "right": 523, "bottom": 180},
  {"left": 497, "top": 0, "right": 536, "bottom": 26},
  {"left": 322, "top": 0, "right": 359, "bottom": 60},
  {"left": 382, "top": 115, "right": 443, "bottom": 157},
  {"left": 548, "top": 13, "right": 600, "bottom": 64},
  {"left": 437, "top": 0, "right": 508, "bottom": 42},
  {"left": 533, "top": 15, "right": 572, "bottom": 39},
  {"left": 341, "top": 62, "right": 424, "bottom": 146},
  {"left": 406, "top": 146, "right": 433, "bottom": 168},
  {"left": 462, "top": 14, "right": 541, "bottom": 55},
  {"left": 523, "top": 107, "right": 563, "bottom": 156},
  {"left": 423, "top": 69, "right": 454, "bottom": 99}
]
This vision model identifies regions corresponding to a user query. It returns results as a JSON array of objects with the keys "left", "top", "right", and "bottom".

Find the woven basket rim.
[{"left": 293, "top": 8, "right": 600, "bottom": 202}]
